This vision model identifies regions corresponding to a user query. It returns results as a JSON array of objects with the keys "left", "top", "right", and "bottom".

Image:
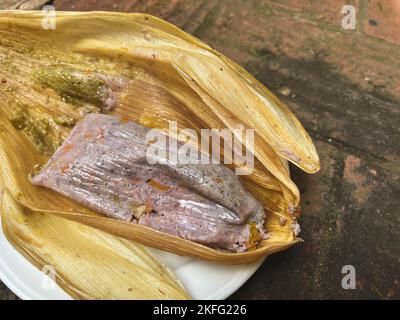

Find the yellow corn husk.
[
  {"left": 0, "top": 11, "right": 319, "bottom": 264},
  {"left": 1, "top": 189, "right": 189, "bottom": 300}
]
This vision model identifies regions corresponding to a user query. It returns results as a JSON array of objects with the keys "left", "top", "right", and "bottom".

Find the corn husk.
[
  {"left": 0, "top": 11, "right": 319, "bottom": 264},
  {"left": 1, "top": 189, "right": 189, "bottom": 299}
]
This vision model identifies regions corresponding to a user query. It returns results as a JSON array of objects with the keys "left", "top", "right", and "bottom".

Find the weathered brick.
[
  {"left": 365, "top": 0, "right": 400, "bottom": 45},
  {"left": 53, "top": 0, "right": 216, "bottom": 31},
  {"left": 343, "top": 155, "right": 374, "bottom": 206},
  {"left": 0, "top": 0, "right": 22, "bottom": 9},
  {"left": 0, "top": 281, "right": 18, "bottom": 300},
  {"left": 262, "top": 0, "right": 360, "bottom": 26},
  {"left": 53, "top": 0, "right": 178, "bottom": 15}
]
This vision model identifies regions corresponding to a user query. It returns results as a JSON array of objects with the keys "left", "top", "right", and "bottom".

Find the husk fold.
[
  {"left": 1, "top": 189, "right": 189, "bottom": 299},
  {"left": 0, "top": 11, "right": 319, "bottom": 264}
]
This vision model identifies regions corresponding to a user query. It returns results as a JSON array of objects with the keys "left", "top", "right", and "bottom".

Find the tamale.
[
  {"left": 0, "top": 11, "right": 319, "bottom": 263},
  {"left": 30, "top": 114, "right": 267, "bottom": 252}
]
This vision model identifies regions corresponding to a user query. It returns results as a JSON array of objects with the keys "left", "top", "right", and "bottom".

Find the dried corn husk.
[
  {"left": 0, "top": 189, "right": 189, "bottom": 299},
  {"left": 0, "top": 11, "right": 319, "bottom": 264}
]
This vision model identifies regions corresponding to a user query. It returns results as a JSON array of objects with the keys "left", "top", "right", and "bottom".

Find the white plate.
[{"left": 0, "top": 216, "right": 264, "bottom": 300}]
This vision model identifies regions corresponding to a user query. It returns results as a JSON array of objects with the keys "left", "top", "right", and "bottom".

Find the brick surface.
[
  {"left": 1, "top": 0, "right": 399, "bottom": 300},
  {"left": 365, "top": 0, "right": 400, "bottom": 45},
  {"left": 263, "top": 0, "right": 360, "bottom": 26},
  {"left": 53, "top": 0, "right": 219, "bottom": 33},
  {"left": 53, "top": 0, "right": 183, "bottom": 16},
  {"left": 0, "top": 0, "right": 21, "bottom": 9},
  {"left": 0, "top": 281, "right": 18, "bottom": 300},
  {"left": 0, "top": 0, "right": 51, "bottom": 9}
]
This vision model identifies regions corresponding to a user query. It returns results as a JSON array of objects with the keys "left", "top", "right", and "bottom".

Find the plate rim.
[{"left": 0, "top": 215, "right": 264, "bottom": 300}]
